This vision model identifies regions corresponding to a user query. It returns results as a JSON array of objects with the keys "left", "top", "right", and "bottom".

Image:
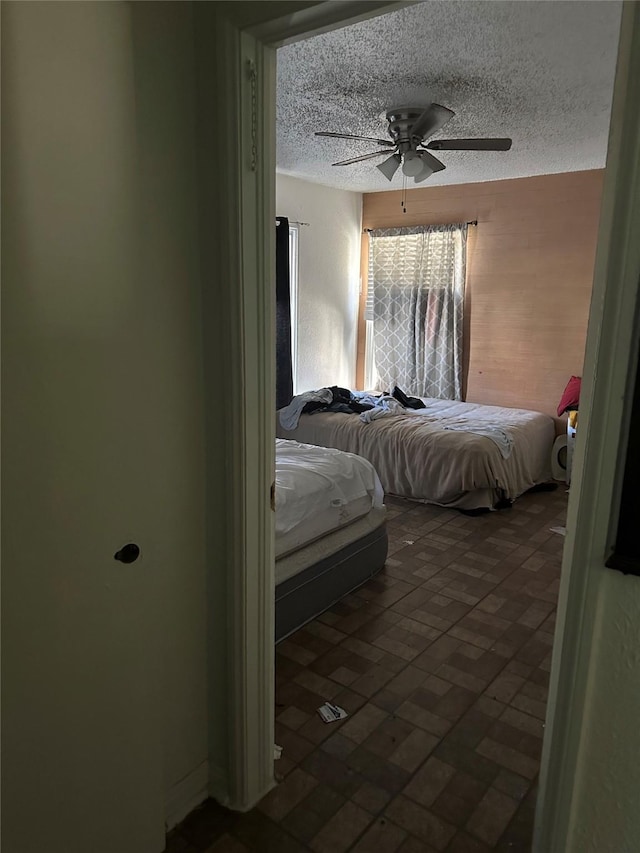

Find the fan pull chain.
[{"left": 401, "top": 173, "right": 407, "bottom": 213}]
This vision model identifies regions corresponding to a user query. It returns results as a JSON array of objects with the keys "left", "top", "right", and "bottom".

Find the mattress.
[
  {"left": 276, "top": 505, "right": 387, "bottom": 584},
  {"left": 277, "top": 398, "right": 555, "bottom": 510},
  {"left": 275, "top": 507, "right": 388, "bottom": 641},
  {"left": 275, "top": 438, "right": 384, "bottom": 558}
]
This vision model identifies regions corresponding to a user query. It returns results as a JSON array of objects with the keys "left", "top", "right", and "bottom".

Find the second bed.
[
  {"left": 277, "top": 397, "right": 555, "bottom": 511},
  {"left": 275, "top": 438, "right": 388, "bottom": 641}
]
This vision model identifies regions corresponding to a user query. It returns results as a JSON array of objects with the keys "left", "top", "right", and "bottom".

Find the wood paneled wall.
[{"left": 359, "top": 170, "right": 604, "bottom": 426}]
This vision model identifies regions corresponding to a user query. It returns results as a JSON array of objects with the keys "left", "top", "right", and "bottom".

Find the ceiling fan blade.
[
  {"left": 332, "top": 150, "right": 394, "bottom": 166},
  {"left": 415, "top": 150, "right": 446, "bottom": 174},
  {"left": 316, "top": 131, "right": 394, "bottom": 147},
  {"left": 410, "top": 103, "right": 455, "bottom": 143},
  {"left": 426, "top": 138, "right": 512, "bottom": 151}
]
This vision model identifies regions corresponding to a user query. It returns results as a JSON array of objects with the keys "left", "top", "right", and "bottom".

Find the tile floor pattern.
[{"left": 167, "top": 488, "right": 567, "bottom": 853}]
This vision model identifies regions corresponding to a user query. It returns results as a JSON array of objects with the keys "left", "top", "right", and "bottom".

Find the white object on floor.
[
  {"left": 317, "top": 703, "right": 348, "bottom": 723},
  {"left": 550, "top": 526, "right": 567, "bottom": 536},
  {"left": 551, "top": 434, "right": 568, "bottom": 481},
  {"left": 273, "top": 744, "right": 283, "bottom": 760},
  {"left": 566, "top": 411, "right": 578, "bottom": 484}
]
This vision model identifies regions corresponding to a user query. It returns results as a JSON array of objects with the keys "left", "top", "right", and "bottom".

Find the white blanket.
[
  {"left": 275, "top": 438, "right": 384, "bottom": 538},
  {"left": 357, "top": 397, "right": 514, "bottom": 456},
  {"left": 442, "top": 423, "right": 513, "bottom": 458},
  {"left": 358, "top": 396, "right": 407, "bottom": 424}
]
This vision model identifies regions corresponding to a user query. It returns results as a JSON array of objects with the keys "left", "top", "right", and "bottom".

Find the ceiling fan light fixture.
[
  {"left": 414, "top": 159, "right": 434, "bottom": 183},
  {"left": 401, "top": 151, "right": 424, "bottom": 177},
  {"left": 377, "top": 153, "right": 401, "bottom": 181}
]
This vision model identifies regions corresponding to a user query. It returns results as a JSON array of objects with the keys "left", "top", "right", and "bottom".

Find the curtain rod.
[
  {"left": 363, "top": 220, "right": 477, "bottom": 233},
  {"left": 276, "top": 219, "right": 309, "bottom": 226}
]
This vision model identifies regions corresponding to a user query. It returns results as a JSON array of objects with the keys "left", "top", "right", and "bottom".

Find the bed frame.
[{"left": 275, "top": 512, "right": 388, "bottom": 643}]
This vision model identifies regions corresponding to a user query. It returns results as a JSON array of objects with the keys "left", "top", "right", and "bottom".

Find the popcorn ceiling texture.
[{"left": 276, "top": 0, "right": 621, "bottom": 191}]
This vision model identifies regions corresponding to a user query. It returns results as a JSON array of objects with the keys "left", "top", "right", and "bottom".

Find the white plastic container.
[{"left": 566, "top": 410, "right": 578, "bottom": 484}]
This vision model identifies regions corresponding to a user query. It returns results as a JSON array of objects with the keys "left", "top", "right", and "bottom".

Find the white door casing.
[
  {"left": 534, "top": 3, "right": 640, "bottom": 850},
  {"left": 206, "top": 0, "right": 411, "bottom": 812}
]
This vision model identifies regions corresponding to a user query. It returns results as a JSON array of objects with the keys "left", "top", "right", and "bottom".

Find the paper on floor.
[{"left": 317, "top": 703, "right": 348, "bottom": 723}]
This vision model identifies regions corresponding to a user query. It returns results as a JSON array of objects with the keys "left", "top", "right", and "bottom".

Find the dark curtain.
[{"left": 276, "top": 216, "right": 293, "bottom": 409}]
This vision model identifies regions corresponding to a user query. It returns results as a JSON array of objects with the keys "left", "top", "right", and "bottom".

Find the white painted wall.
[
  {"left": 130, "top": 2, "right": 210, "bottom": 823},
  {"left": 276, "top": 174, "right": 362, "bottom": 392},
  {"left": 567, "top": 573, "right": 640, "bottom": 851},
  {"left": 2, "top": 1, "right": 211, "bottom": 839}
]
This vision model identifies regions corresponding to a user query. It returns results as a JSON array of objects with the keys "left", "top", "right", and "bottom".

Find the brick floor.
[{"left": 167, "top": 487, "right": 566, "bottom": 852}]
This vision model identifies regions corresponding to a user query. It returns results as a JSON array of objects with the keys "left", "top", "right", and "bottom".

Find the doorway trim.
[
  {"left": 212, "top": 0, "right": 409, "bottom": 811},
  {"left": 534, "top": 3, "right": 640, "bottom": 849}
]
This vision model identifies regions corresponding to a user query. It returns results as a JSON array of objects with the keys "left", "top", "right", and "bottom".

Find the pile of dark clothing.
[{"left": 302, "top": 386, "right": 425, "bottom": 416}]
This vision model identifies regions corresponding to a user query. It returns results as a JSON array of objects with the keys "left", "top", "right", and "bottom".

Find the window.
[
  {"left": 288, "top": 224, "right": 299, "bottom": 394},
  {"left": 364, "top": 315, "right": 379, "bottom": 392},
  {"left": 365, "top": 224, "right": 468, "bottom": 400}
]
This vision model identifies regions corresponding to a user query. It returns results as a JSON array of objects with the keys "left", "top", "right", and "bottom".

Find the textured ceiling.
[{"left": 276, "top": 0, "right": 621, "bottom": 191}]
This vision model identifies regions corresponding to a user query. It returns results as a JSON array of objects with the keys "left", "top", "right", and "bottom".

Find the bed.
[
  {"left": 277, "top": 397, "right": 555, "bottom": 511},
  {"left": 275, "top": 438, "right": 388, "bottom": 642}
]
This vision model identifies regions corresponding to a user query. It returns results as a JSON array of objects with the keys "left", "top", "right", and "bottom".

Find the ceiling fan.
[{"left": 315, "top": 104, "right": 512, "bottom": 184}]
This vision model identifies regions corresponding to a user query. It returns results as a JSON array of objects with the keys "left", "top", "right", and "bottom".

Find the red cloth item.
[{"left": 557, "top": 375, "right": 582, "bottom": 417}]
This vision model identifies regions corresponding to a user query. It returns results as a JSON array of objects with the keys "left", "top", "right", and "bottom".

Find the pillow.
[{"left": 557, "top": 376, "right": 582, "bottom": 417}]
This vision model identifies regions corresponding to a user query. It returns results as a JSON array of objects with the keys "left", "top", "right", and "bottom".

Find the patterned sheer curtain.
[{"left": 365, "top": 224, "right": 468, "bottom": 400}]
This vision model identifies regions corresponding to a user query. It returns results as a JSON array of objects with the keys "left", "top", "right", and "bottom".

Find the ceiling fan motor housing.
[{"left": 386, "top": 107, "right": 425, "bottom": 150}]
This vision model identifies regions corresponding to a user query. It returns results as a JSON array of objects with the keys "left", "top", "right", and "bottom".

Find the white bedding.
[
  {"left": 275, "top": 438, "right": 384, "bottom": 558},
  {"left": 276, "top": 398, "right": 555, "bottom": 510},
  {"left": 276, "top": 506, "right": 387, "bottom": 585}
]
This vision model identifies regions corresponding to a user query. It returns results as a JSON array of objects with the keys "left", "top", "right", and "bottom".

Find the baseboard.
[
  {"left": 208, "top": 762, "right": 231, "bottom": 808},
  {"left": 164, "top": 760, "right": 210, "bottom": 832},
  {"left": 221, "top": 775, "right": 277, "bottom": 813},
  {"left": 207, "top": 757, "right": 275, "bottom": 813}
]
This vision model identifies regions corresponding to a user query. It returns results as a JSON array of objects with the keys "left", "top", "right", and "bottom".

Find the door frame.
[
  {"left": 207, "top": 0, "right": 410, "bottom": 811},
  {"left": 216, "top": 5, "right": 640, "bottom": 843},
  {"left": 533, "top": 2, "right": 640, "bottom": 849}
]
